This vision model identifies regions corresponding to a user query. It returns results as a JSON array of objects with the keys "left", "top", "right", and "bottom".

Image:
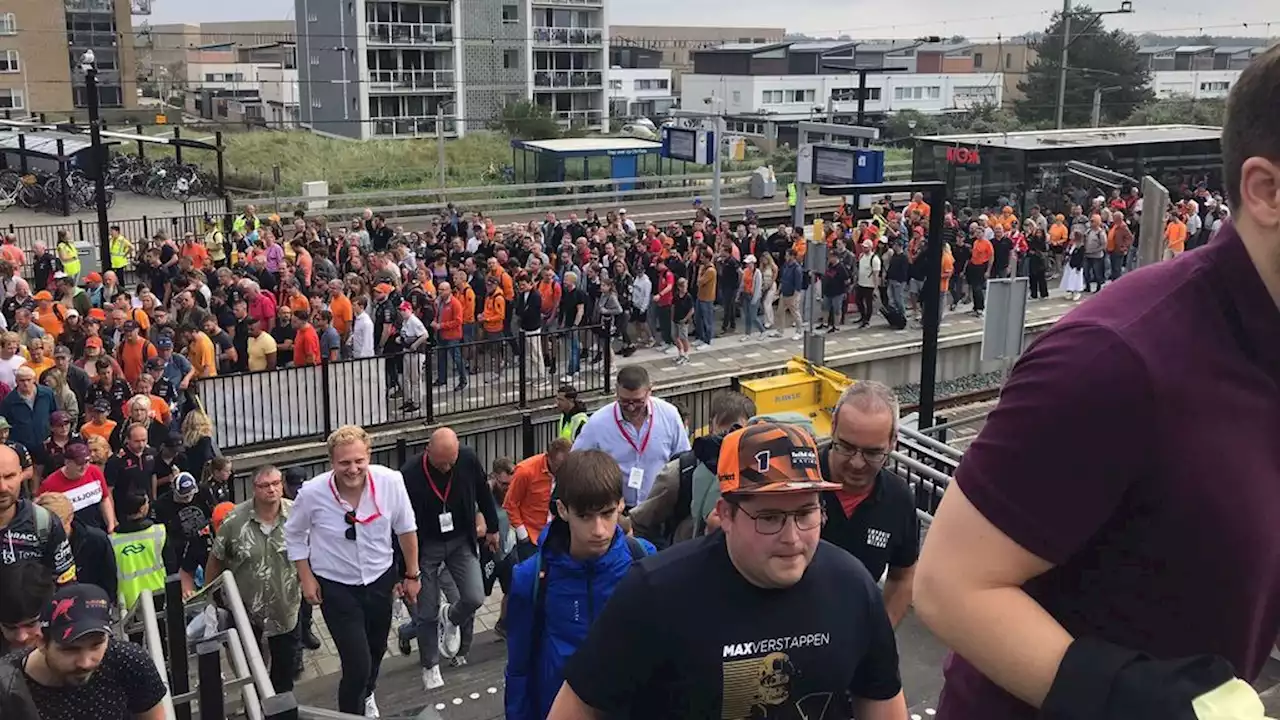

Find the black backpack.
[
  {"left": 881, "top": 305, "right": 908, "bottom": 331},
  {"left": 651, "top": 452, "right": 697, "bottom": 550}
]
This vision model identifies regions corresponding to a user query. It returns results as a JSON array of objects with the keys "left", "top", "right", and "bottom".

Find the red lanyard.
[
  {"left": 328, "top": 471, "right": 383, "bottom": 524},
  {"left": 422, "top": 455, "right": 453, "bottom": 504},
  {"left": 613, "top": 402, "right": 653, "bottom": 456}
]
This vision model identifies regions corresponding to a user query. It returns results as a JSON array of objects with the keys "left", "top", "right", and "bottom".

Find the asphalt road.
[{"left": 292, "top": 610, "right": 951, "bottom": 720}]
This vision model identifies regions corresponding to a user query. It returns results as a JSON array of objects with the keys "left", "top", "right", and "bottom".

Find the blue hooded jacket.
[{"left": 504, "top": 519, "right": 654, "bottom": 720}]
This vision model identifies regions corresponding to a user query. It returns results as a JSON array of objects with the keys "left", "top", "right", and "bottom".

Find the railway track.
[{"left": 900, "top": 386, "right": 1001, "bottom": 415}]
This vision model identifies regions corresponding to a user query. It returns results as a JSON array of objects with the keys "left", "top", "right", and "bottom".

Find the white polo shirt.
[
  {"left": 284, "top": 464, "right": 417, "bottom": 586},
  {"left": 573, "top": 397, "right": 690, "bottom": 506}
]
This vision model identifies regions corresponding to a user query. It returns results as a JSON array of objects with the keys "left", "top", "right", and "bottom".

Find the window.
[
  {"left": 973, "top": 51, "right": 983, "bottom": 68},
  {"left": 311, "top": 97, "right": 322, "bottom": 108},
  {"left": 731, "top": 90, "right": 741, "bottom": 103},
  {"left": 0, "top": 13, "right": 15, "bottom": 34},
  {"left": 0, "top": 50, "right": 18, "bottom": 73},
  {"left": 761, "top": 90, "right": 783, "bottom": 104},
  {"left": 310, "top": 54, "right": 320, "bottom": 65},
  {"left": 307, "top": 12, "right": 318, "bottom": 22},
  {"left": 502, "top": 4, "right": 518, "bottom": 22},
  {"left": 831, "top": 87, "right": 880, "bottom": 102},
  {"left": 788, "top": 89, "right": 815, "bottom": 103},
  {"left": 1200, "top": 81, "right": 1229, "bottom": 92},
  {"left": 0, "top": 88, "right": 23, "bottom": 109},
  {"left": 928, "top": 86, "right": 940, "bottom": 99},
  {"left": 608, "top": 79, "right": 621, "bottom": 89},
  {"left": 205, "top": 73, "right": 217, "bottom": 82},
  {"left": 1006, "top": 52, "right": 1013, "bottom": 69},
  {"left": 503, "top": 49, "right": 520, "bottom": 69}
]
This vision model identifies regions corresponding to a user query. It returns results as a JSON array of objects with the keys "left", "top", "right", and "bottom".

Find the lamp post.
[
  {"left": 82, "top": 50, "right": 112, "bottom": 274},
  {"left": 436, "top": 98, "right": 455, "bottom": 191}
]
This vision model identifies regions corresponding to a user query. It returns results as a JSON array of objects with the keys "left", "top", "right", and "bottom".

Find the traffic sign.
[{"left": 980, "top": 278, "right": 1029, "bottom": 362}]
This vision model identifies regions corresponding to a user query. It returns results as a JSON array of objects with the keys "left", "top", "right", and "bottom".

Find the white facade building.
[
  {"left": 1151, "top": 69, "right": 1240, "bottom": 99},
  {"left": 679, "top": 72, "right": 1003, "bottom": 121},
  {"left": 607, "top": 66, "right": 675, "bottom": 120}
]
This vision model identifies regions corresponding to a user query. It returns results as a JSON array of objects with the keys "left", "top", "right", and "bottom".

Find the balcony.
[
  {"left": 366, "top": 21, "right": 454, "bottom": 46},
  {"left": 532, "top": 27, "right": 604, "bottom": 48},
  {"left": 548, "top": 108, "right": 604, "bottom": 127},
  {"left": 368, "top": 69, "right": 456, "bottom": 92},
  {"left": 65, "top": 0, "right": 114, "bottom": 12},
  {"left": 533, "top": 70, "right": 603, "bottom": 89},
  {"left": 371, "top": 114, "right": 457, "bottom": 139},
  {"left": 532, "top": 0, "right": 602, "bottom": 6}
]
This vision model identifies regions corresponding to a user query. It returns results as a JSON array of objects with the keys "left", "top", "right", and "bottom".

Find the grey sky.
[{"left": 147, "top": 0, "right": 1277, "bottom": 39}]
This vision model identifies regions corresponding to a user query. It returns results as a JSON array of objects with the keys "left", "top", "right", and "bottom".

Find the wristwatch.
[{"left": 404, "top": 572, "right": 421, "bottom": 581}]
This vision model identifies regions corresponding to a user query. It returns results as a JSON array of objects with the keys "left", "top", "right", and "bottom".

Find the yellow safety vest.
[
  {"left": 787, "top": 183, "right": 798, "bottom": 207},
  {"left": 109, "top": 235, "right": 131, "bottom": 270},
  {"left": 112, "top": 524, "right": 167, "bottom": 610},
  {"left": 557, "top": 412, "right": 588, "bottom": 441},
  {"left": 232, "top": 214, "right": 258, "bottom": 236},
  {"left": 57, "top": 240, "right": 81, "bottom": 278}
]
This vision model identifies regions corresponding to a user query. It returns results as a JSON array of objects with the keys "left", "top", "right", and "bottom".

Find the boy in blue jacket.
[{"left": 504, "top": 449, "right": 653, "bottom": 720}]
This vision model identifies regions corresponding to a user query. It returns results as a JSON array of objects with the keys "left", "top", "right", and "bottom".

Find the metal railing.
[
  {"left": 371, "top": 114, "right": 458, "bottom": 138},
  {"left": 119, "top": 588, "right": 179, "bottom": 720},
  {"left": 367, "top": 68, "right": 456, "bottom": 92},
  {"left": 534, "top": 70, "right": 604, "bottom": 89},
  {"left": 549, "top": 108, "right": 605, "bottom": 126},
  {"left": 365, "top": 21, "right": 454, "bottom": 45},
  {"left": 532, "top": 26, "right": 605, "bottom": 46},
  {"left": 202, "top": 323, "right": 613, "bottom": 451}
]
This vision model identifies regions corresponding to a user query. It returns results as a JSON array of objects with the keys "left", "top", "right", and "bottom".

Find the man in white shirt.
[
  {"left": 285, "top": 425, "right": 420, "bottom": 717},
  {"left": 572, "top": 366, "right": 690, "bottom": 507},
  {"left": 350, "top": 296, "right": 376, "bottom": 359}
]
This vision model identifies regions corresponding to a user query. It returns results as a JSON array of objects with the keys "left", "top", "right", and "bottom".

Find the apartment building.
[
  {"left": 967, "top": 38, "right": 1036, "bottom": 105},
  {"left": 138, "top": 20, "right": 297, "bottom": 77},
  {"left": 610, "top": 25, "right": 786, "bottom": 91},
  {"left": 295, "top": 0, "right": 610, "bottom": 141},
  {"left": 608, "top": 45, "right": 675, "bottom": 121},
  {"left": 183, "top": 42, "right": 300, "bottom": 128},
  {"left": 1139, "top": 44, "right": 1267, "bottom": 99},
  {"left": 0, "top": 0, "right": 139, "bottom": 115},
  {"left": 681, "top": 41, "right": 1002, "bottom": 148}
]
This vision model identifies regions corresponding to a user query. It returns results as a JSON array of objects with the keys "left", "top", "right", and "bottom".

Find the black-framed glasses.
[
  {"left": 344, "top": 511, "right": 357, "bottom": 541},
  {"left": 732, "top": 504, "right": 825, "bottom": 536},
  {"left": 830, "top": 439, "right": 890, "bottom": 466}
]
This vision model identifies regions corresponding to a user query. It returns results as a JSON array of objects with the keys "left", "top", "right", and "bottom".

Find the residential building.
[
  {"left": 608, "top": 45, "right": 675, "bottom": 121},
  {"left": 137, "top": 20, "right": 296, "bottom": 78},
  {"left": 294, "top": 0, "right": 610, "bottom": 141},
  {"left": 968, "top": 38, "right": 1036, "bottom": 105},
  {"left": 681, "top": 41, "right": 1002, "bottom": 148},
  {"left": 0, "top": 0, "right": 140, "bottom": 115},
  {"left": 1138, "top": 44, "right": 1267, "bottom": 99},
  {"left": 183, "top": 42, "right": 300, "bottom": 127},
  {"left": 610, "top": 25, "right": 786, "bottom": 91}
]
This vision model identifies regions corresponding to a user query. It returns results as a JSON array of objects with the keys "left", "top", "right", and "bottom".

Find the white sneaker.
[
  {"left": 422, "top": 665, "right": 444, "bottom": 691},
  {"left": 791, "top": 332, "right": 802, "bottom": 340},
  {"left": 438, "top": 602, "right": 461, "bottom": 659},
  {"left": 364, "top": 694, "right": 380, "bottom": 718},
  {"left": 767, "top": 330, "right": 782, "bottom": 338}
]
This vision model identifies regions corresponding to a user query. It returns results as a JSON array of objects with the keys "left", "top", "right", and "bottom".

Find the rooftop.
[
  {"left": 511, "top": 136, "right": 663, "bottom": 156},
  {"left": 0, "top": 130, "right": 119, "bottom": 158},
  {"left": 920, "top": 124, "right": 1222, "bottom": 151}
]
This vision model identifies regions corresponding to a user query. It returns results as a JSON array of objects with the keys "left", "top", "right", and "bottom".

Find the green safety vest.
[
  {"left": 57, "top": 240, "right": 81, "bottom": 278},
  {"left": 111, "top": 524, "right": 167, "bottom": 610},
  {"left": 787, "top": 183, "right": 798, "bottom": 207},
  {"left": 232, "top": 214, "right": 259, "bottom": 236},
  {"left": 557, "top": 412, "right": 588, "bottom": 441},
  {"left": 109, "top": 235, "right": 130, "bottom": 270}
]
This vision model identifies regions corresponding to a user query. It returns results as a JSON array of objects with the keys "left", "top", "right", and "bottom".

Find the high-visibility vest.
[
  {"left": 557, "top": 412, "right": 588, "bottom": 441},
  {"left": 57, "top": 240, "right": 81, "bottom": 278},
  {"left": 109, "top": 235, "right": 131, "bottom": 270},
  {"left": 112, "top": 524, "right": 167, "bottom": 610},
  {"left": 787, "top": 183, "right": 798, "bottom": 207},
  {"left": 232, "top": 214, "right": 259, "bottom": 236}
]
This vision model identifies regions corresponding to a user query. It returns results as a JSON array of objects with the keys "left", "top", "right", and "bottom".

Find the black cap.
[
  {"left": 163, "top": 431, "right": 183, "bottom": 448},
  {"left": 43, "top": 584, "right": 113, "bottom": 643}
]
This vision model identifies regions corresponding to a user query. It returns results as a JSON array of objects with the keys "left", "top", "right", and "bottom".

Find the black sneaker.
[
  {"left": 302, "top": 630, "right": 321, "bottom": 651},
  {"left": 398, "top": 635, "right": 412, "bottom": 656}
]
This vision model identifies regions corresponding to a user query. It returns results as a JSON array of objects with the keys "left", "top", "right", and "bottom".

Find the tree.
[
  {"left": 1015, "top": 7, "right": 1154, "bottom": 127},
  {"left": 1124, "top": 97, "right": 1226, "bottom": 126},
  {"left": 494, "top": 101, "right": 561, "bottom": 140}
]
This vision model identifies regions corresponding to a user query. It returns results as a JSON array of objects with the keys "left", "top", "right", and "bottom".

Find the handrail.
[
  {"left": 134, "top": 589, "right": 178, "bottom": 720},
  {"left": 898, "top": 425, "right": 965, "bottom": 460},
  {"left": 223, "top": 628, "right": 264, "bottom": 720}
]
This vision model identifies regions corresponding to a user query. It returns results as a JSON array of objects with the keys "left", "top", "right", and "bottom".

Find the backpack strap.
[
  {"left": 32, "top": 504, "right": 51, "bottom": 545},
  {"left": 624, "top": 536, "right": 648, "bottom": 562}
]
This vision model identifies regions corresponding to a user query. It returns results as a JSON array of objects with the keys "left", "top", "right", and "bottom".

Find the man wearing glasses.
[
  {"left": 819, "top": 381, "right": 920, "bottom": 627},
  {"left": 285, "top": 425, "right": 420, "bottom": 718},
  {"left": 572, "top": 366, "right": 689, "bottom": 507},
  {"left": 548, "top": 422, "right": 907, "bottom": 720}
]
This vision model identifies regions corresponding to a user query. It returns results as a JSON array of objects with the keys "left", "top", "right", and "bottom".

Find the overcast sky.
[{"left": 147, "top": 0, "right": 1276, "bottom": 40}]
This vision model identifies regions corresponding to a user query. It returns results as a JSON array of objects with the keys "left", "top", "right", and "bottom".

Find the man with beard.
[{"left": 5, "top": 584, "right": 167, "bottom": 719}]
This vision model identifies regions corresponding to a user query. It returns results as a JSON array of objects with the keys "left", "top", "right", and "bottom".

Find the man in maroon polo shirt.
[{"left": 913, "top": 47, "right": 1280, "bottom": 719}]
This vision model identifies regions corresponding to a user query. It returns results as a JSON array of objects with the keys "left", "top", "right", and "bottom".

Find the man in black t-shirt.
[
  {"left": 550, "top": 423, "right": 906, "bottom": 720},
  {"left": 8, "top": 584, "right": 167, "bottom": 719}
]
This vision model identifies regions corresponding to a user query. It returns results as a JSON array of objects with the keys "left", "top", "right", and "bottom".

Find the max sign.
[{"left": 947, "top": 147, "right": 981, "bottom": 166}]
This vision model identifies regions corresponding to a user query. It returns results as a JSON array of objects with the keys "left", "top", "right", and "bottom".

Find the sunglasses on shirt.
[{"left": 344, "top": 511, "right": 357, "bottom": 541}]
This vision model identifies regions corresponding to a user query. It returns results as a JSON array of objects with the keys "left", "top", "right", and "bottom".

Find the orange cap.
[
  {"left": 33, "top": 290, "right": 52, "bottom": 302},
  {"left": 212, "top": 502, "right": 236, "bottom": 533},
  {"left": 85, "top": 272, "right": 102, "bottom": 283},
  {"left": 88, "top": 308, "right": 107, "bottom": 320}
]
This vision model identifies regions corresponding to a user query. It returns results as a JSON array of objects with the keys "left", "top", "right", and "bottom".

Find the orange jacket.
[
  {"left": 481, "top": 291, "right": 505, "bottom": 333},
  {"left": 457, "top": 286, "right": 476, "bottom": 324},
  {"left": 537, "top": 279, "right": 561, "bottom": 315},
  {"left": 491, "top": 269, "right": 514, "bottom": 301},
  {"left": 437, "top": 295, "right": 464, "bottom": 341},
  {"left": 503, "top": 453, "right": 554, "bottom": 545}
]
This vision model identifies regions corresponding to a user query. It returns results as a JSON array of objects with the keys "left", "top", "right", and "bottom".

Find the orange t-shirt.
[
  {"left": 35, "top": 306, "right": 65, "bottom": 338},
  {"left": 117, "top": 337, "right": 157, "bottom": 386},
  {"left": 329, "top": 294, "right": 353, "bottom": 336},
  {"left": 187, "top": 331, "right": 218, "bottom": 378},
  {"left": 941, "top": 252, "right": 954, "bottom": 293},
  {"left": 181, "top": 243, "right": 209, "bottom": 270},
  {"left": 970, "top": 238, "right": 995, "bottom": 267},
  {"left": 1048, "top": 224, "right": 1069, "bottom": 246},
  {"left": 80, "top": 419, "right": 117, "bottom": 444},
  {"left": 457, "top": 287, "right": 476, "bottom": 325},
  {"left": 292, "top": 323, "right": 321, "bottom": 366},
  {"left": 288, "top": 293, "right": 310, "bottom": 314},
  {"left": 1165, "top": 220, "right": 1187, "bottom": 252}
]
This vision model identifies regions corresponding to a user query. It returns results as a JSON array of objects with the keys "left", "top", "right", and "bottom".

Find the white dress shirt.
[
  {"left": 572, "top": 398, "right": 690, "bottom": 506},
  {"left": 351, "top": 311, "right": 375, "bottom": 359},
  {"left": 285, "top": 464, "right": 417, "bottom": 586}
]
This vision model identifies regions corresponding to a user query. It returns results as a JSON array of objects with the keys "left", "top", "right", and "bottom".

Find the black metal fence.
[
  {"left": 205, "top": 323, "right": 612, "bottom": 451},
  {"left": 3, "top": 212, "right": 210, "bottom": 265}
]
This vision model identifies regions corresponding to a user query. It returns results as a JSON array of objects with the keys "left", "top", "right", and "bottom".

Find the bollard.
[{"left": 196, "top": 640, "right": 226, "bottom": 720}]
